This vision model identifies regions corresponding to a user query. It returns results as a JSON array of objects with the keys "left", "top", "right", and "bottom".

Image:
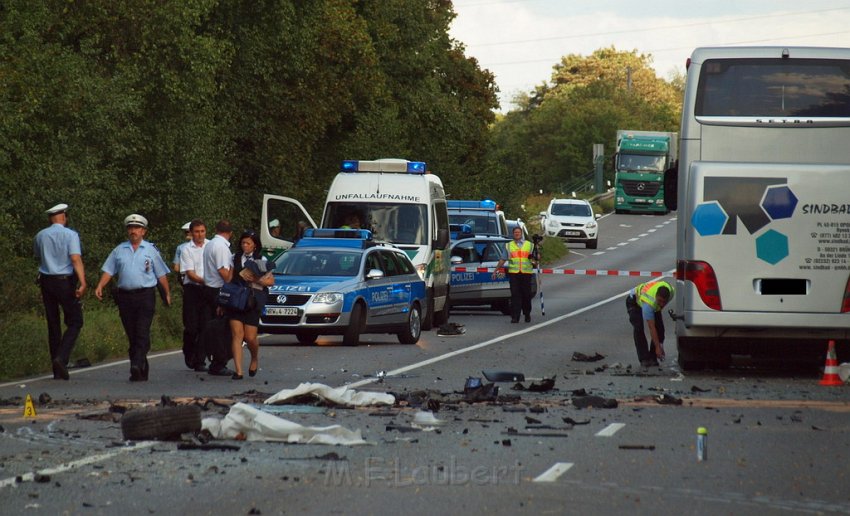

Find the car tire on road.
[
  {"left": 587, "top": 239, "right": 598, "bottom": 249},
  {"left": 397, "top": 302, "right": 422, "bottom": 344},
  {"left": 422, "top": 292, "right": 435, "bottom": 331},
  {"left": 342, "top": 302, "right": 364, "bottom": 346},
  {"left": 121, "top": 405, "right": 202, "bottom": 441}
]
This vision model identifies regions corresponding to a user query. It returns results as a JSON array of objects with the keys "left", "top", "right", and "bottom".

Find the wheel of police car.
[
  {"left": 342, "top": 302, "right": 365, "bottom": 346},
  {"left": 121, "top": 405, "right": 202, "bottom": 441},
  {"left": 397, "top": 302, "right": 422, "bottom": 344},
  {"left": 296, "top": 331, "right": 318, "bottom": 345}
]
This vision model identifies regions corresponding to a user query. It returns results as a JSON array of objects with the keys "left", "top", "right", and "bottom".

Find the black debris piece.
[
  {"left": 529, "top": 405, "right": 547, "bottom": 414},
  {"left": 72, "top": 357, "right": 91, "bottom": 368},
  {"left": 790, "top": 413, "right": 803, "bottom": 423},
  {"left": 525, "top": 416, "right": 542, "bottom": 424},
  {"left": 572, "top": 352, "right": 605, "bottom": 362},
  {"left": 618, "top": 444, "right": 655, "bottom": 450},
  {"left": 315, "top": 452, "right": 346, "bottom": 461},
  {"left": 569, "top": 388, "right": 588, "bottom": 396},
  {"left": 503, "top": 428, "right": 569, "bottom": 438},
  {"left": 38, "top": 393, "right": 52, "bottom": 405},
  {"left": 160, "top": 395, "right": 176, "bottom": 407},
  {"left": 562, "top": 417, "right": 591, "bottom": 425},
  {"left": 513, "top": 378, "right": 557, "bottom": 392},
  {"left": 463, "top": 382, "right": 499, "bottom": 403},
  {"left": 654, "top": 394, "right": 682, "bottom": 405},
  {"left": 690, "top": 385, "right": 711, "bottom": 393},
  {"left": 437, "top": 322, "right": 466, "bottom": 336},
  {"left": 391, "top": 390, "right": 445, "bottom": 409},
  {"left": 501, "top": 439, "right": 512, "bottom": 446},
  {"left": 502, "top": 406, "right": 527, "bottom": 413},
  {"left": 572, "top": 396, "right": 618, "bottom": 409}
]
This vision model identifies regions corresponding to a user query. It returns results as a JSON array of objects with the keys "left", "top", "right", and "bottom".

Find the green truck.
[{"left": 613, "top": 130, "right": 678, "bottom": 214}]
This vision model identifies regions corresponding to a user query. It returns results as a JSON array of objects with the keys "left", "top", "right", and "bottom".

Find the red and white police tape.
[{"left": 451, "top": 266, "right": 665, "bottom": 277}]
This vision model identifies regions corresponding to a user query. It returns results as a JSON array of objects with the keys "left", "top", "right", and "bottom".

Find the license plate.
[
  {"left": 563, "top": 231, "right": 581, "bottom": 236},
  {"left": 265, "top": 306, "right": 299, "bottom": 316}
]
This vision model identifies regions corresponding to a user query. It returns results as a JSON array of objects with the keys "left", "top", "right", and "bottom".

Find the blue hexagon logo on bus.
[
  {"left": 755, "top": 229, "right": 788, "bottom": 265},
  {"left": 762, "top": 185, "right": 797, "bottom": 220},
  {"left": 691, "top": 201, "right": 727, "bottom": 236}
]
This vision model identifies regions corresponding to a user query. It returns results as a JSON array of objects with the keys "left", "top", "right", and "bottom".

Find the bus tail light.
[
  {"left": 841, "top": 275, "right": 850, "bottom": 313},
  {"left": 677, "top": 260, "right": 722, "bottom": 310}
]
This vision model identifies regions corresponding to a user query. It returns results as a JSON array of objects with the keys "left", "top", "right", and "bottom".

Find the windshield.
[
  {"left": 323, "top": 203, "right": 427, "bottom": 245},
  {"left": 696, "top": 58, "right": 850, "bottom": 117},
  {"left": 550, "top": 203, "right": 591, "bottom": 217},
  {"left": 618, "top": 154, "right": 665, "bottom": 172},
  {"left": 449, "top": 212, "right": 499, "bottom": 235},
  {"left": 274, "top": 249, "right": 362, "bottom": 277}
]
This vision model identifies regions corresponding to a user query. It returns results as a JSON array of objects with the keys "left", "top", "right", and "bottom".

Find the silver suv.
[{"left": 540, "top": 199, "right": 600, "bottom": 249}]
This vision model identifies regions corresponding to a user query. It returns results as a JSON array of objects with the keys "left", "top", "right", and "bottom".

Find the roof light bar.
[{"left": 339, "top": 159, "right": 427, "bottom": 174}]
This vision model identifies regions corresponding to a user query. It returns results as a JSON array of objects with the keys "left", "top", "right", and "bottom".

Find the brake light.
[
  {"left": 842, "top": 275, "right": 850, "bottom": 313},
  {"left": 677, "top": 260, "right": 722, "bottom": 310}
]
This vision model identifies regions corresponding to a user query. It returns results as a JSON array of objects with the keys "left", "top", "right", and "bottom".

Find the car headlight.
[
  {"left": 586, "top": 221, "right": 597, "bottom": 229},
  {"left": 547, "top": 219, "right": 559, "bottom": 228},
  {"left": 313, "top": 292, "right": 343, "bottom": 304}
]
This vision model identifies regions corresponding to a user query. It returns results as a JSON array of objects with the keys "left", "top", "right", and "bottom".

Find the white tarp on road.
[
  {"left": 202, "top": 402, "right": 369, "bottom": 445},
  {"left": 263, "top": 382, "right": 395, "bottom": 407}
]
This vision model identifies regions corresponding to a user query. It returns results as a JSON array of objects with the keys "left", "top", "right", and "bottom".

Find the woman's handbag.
[{"left": 217, "top": 283, "right": 255, "bottom": 311}]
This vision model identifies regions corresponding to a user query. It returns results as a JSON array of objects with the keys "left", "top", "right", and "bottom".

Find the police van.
[
  {"left": 262, "top": 159, "right": 451, "bottom": 330},
  {"left": 447, "top": 199, "right": 509, "bottom": 237},
  {"left": 665, "top": 46, "right": 850, "bottom": 369}
]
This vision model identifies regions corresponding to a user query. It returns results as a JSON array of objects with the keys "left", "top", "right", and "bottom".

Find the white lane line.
[
  {"left": 592, "top": 252, "right": 605, "bottom": 256},
  {"left": 638, "top": 233, "right": 648, "bottom": 237},
  {"left": 0, "top": 442, "right": 157, "bottom": 489},
  {"left": 596, "top": 423, "right": 626, "bottom": 437},
  {"left": 533, "top": 462, "right": 574, "bottom": 483},
  {"left": 654, "top": 225, "right": 664, "bottom": 228},
  {"left": 0, "top": 350, "right": 183, "bottom": 389},
  {"left": 628, "top": 238, "right": 639, "bottom": 242},
  {"left": 606, "top": 247, "right": 617, "bottom": 251},
  {"left": 346, "top": 288, "right": 640, "bottom": 389},
  {"left": 617, "top": 242, "right": 629, "bottom": 247},
  {"left": 647, "top": 229, "right": 657, "bottom": 233}
]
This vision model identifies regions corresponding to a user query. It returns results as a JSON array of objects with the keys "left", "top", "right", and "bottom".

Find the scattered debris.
[
  {"left": 511, "top": 378, "right": 556, "bottom": 392},
  {"left": 437, "top": 322, "right": 466, "bottom": 336},
  {"left": 463, "top": 382, "right": 499, "bottom": 403},
  {"left": 412, "top": 411, "right": 446, "bottom": 427},
  {"left": 690, "top": 385, "right": 711, "bottom": 393},
  {"left": 572, "top": 396, "right": 618, "bottom": 409},
  {"left": 37, "top": 393, "right": 51, "bottom": 405},
  {"left": 562, "top": 417, "right": 591, "bottom": 425},
  {"left": 177, "top": 443, "right": 241, "bottom": 451},
  {"left": 654, "top": 394, "right": 683, "bottom": 405},
  {"left": 257, "top": 405, "right": 326, "bottom": 415},
  {"left": 386, "top": 424, "right": 421, "bottom": 433},
  {"left": 525, "top": 416, "right": 542, "bottom": 424},
  {"left": 503, "top": 428, "right": 569, "bottom": 438},
  {"left": 618, "top": 444, "right": 655, "bottom": 450},
  {"left": 571, "top": 352, "right": 605, "bottom": 362}
]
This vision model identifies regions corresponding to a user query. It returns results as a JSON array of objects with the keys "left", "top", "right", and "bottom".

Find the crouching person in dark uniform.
[{"left": 95, "top": 214, "right": 171, "bottom": 381}]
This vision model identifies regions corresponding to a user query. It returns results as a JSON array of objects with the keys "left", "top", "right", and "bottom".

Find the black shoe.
[
  {"left": 129, "top": 365, "right": 143, "bottom": 382},
  {"left": 524, "top": 314, "right": 531, "bottom": 323},
  {"left": 208, "top": 367, "right": 234, "bottom": 377},
  {"left": 231, "top": 373, "right": 243, "bottom": 380},
  {"left": 141, "top": 359, "right": 149, "bottom": 381},
  {"left": 640, "top": 359, "right": 660, "bottom": 368},
  {"left": 52, "top": 359, "right": 69, "bottom": 381},
  {"left": 193, "top": 363, "right": 208, "bottom": 372},
  {"left": 510, "top": 318, "right": 519, "bottom": 323},
  {"left": 248, "top": 367, "right": 258, "bottom": 378}
]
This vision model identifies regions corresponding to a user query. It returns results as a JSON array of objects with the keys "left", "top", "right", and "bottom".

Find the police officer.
[
  {"left": 626, "top": 279, "right": 675, "bottom": 368},
  {"left": 95, "top": 214, "right": 171, "bottom": 381},
  {"left": 34, "top": 203, "right": 86, "bottom": 380},
  {"left": 493, "top": 226, "right": 537, "bottom": 323},
  {"left": 172, "top": 221, "right": 192, "bottom": 273}
]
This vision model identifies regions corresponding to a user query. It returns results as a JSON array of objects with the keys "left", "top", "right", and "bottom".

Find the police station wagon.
[{"left": 259, "top": 229, "right": 427, "bottom": 346}]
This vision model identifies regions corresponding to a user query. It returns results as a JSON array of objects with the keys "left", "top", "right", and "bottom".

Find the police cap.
[
  {"left": 124, "top": 214, "right": 148, "bottom": 228},
  {"left": 46, "top": 203, "right": 69, "bottom": 215}
]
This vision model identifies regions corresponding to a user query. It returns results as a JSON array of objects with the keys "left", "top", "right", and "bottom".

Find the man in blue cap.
[
  {"left": 34, "top": 203, "right": 87, "bottom": 380},
  {"left": 95, "top": 214, "right": 171, "bottom": 381}
]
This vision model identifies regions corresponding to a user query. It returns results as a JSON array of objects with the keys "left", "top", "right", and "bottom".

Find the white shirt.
[
  {"left": 179, "top": 238, "right": 209, "bottom": 285},
  {"left": 203, "top": 234, "right": 232, "bottom": 288}
]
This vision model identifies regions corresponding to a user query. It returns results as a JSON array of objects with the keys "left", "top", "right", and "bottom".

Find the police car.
[
  {"left": 259, "top": 229, "right": 427, "bottom": 346},
  {"left": 449, "top": 235, "right": 537, "bottom": 314}
]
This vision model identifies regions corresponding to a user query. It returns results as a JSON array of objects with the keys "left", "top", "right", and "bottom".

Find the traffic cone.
[{"left": 819, "top": 340, "right": 843, "bottom": 386}]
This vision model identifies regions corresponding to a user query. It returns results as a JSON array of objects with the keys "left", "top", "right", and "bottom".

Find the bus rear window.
[{"left": 695, "top": 58, "right": 850, "bottom": 117}]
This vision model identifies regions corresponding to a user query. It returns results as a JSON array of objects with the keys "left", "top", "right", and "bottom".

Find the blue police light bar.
[
  {"left": 339, "top": 159, "right": 427, "bottom": 174},
  {"left": 303, "top": 228, "right": 372, "bottom": 240},
  {"left": 447, "top": 199, "right": 498, "bottom": 210}
]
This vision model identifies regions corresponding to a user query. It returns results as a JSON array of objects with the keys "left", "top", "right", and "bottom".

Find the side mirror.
[
  {"left": 434, "top": 228, "right": 450, "bottom": 250},
  {"left": 538, "top": 211, "right": 547, "bottom": 219},
  {"left": 595, "top": 213, "right": 602, "bottom": 220},
  {"left": 366, "top": 268, "right": 385, "bottom": 280},
  {"left": 450, "top": 255, "right": 463, "bottom": 265},
  {"left": 663, "top": 164, "right": 678, "bottom": 211}
]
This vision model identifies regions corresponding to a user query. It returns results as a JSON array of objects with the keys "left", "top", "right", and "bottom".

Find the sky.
[{"left": 449, "top": 0, "right": 850, "bottom": 111}]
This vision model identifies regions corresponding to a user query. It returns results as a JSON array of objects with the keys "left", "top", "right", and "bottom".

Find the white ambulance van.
[
  {"left": 666, "top": 46, "right": 850, "bottom": 370},
  {"left": 262, "top": 158, "right": 451, "bottom": 330},
  {"left": 322, "top": 159, "right": 451, "bottom": 330}
]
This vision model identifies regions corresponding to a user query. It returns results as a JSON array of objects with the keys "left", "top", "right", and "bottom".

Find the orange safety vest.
[{"left": 507, "top": 240, "right": 534, "bottom": 274}]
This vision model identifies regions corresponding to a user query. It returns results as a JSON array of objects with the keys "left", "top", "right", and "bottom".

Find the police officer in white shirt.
[
  {"left": 202, "top": 219, "right": 235, "bottom": 376},
  {"left": 179, "top": 219, "right": 210, "bottom": 371}
]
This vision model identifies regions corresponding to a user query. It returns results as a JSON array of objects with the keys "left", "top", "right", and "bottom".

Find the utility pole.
[{"left": 593, "top": 144, "right": 604, "bottom": 194}]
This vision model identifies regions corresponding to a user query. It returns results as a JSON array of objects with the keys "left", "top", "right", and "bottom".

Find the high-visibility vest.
[
  {"left": 507, "top": 240, "right": 533, "bottom": 274},
  {"left": 635, "top": 280, "right": 674, "bottom": 312}
]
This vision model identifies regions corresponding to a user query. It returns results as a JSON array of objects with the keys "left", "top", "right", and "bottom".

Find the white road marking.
[
  {"left": 647, "top": 229, "right": 657, "bottom": 233},
  {"left": 0, "top": 442, "right": 157, "bottom": 489},
  {"left": 533, "top": 462, "right": 574, "bottom": 482},
  {"left": 592, "top": 252, "right": 605, "bottom": 256},
  {"left": 628, "top": 238, "right": 639, "bottom": 242},
  {"left": 638, "top": 233, "right": 648, "bottom": 237},
  {"left": 617, "top": 242, "right": 629, "bottom": 246},
  {"left": 654, "top": 225, "right": 664, "bottom": 228},
  {"left": 596, "top": 423, "right": 626, "bottom": 437}
]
